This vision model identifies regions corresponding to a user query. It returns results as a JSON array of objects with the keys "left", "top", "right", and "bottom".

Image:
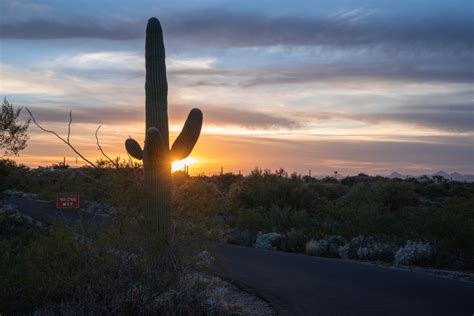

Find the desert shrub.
[
  {"left": 398, "top": 197, "right": 474, "bottom": 269},
  {"left": 343, "top": 235, "right": 394, "bottom": 262},
  {"left": 225, "top": 228, "right": 254, "bottom": 246},
  {"left": 327, "top": 235, "right": 347, "bottom": 257},
  {"left": 173, "top": 178, "right": 227, "bottom": 239},
  {"left": 233, "top": 205, "right": 310, "bottom": 240},
  {"left": 394, "top": 241, "right": 433, "bottom": 266},
  {"left": 337, "top": 244, "right": 350, "bottom": 259},
  {"left": 376, "top": 181, "right": 419, "bottom": 211},
  {"left": 331, "top": 205, "right": 402, "bottom": 241},
  {"left": 229, "top": 168, "right": 296, "bottom": 210},
  {"left": 263, "top": 205, "right": 293, "bottom": 232},
  {"left": 0, "top": 204, "right": 203, "bottom": 314},
  {"left": 263, "top": 205, "right": 309, "bottom": 233},
  {"left": 255, "top": 232, "right": 281, "bottom": 250},
  {"left": 421, "top": 183, "right": 447, "bottom": 199},
  {"left": 153, "top": 273, "right": 231, "bottom": 315},
  {"left": 195, "top": 250, "right": 216, "bottom": 270},
  {"left": 0, "top": 159, "right": 31, "bottom": 192},
  {"left": 356, "top": 243, "right": 394, "bottom": 262},
  {"left": 342, "top": 180, "right": 418, "bottom": 212},
  {"left": 315, "top": 182, "right": 348, "bottom": 201},
  {"left": 233, "top": 208, "right": 267, "bottom": 239},
  {"left": 278, "top": 229, "right": 307, "bottom": 253},
  {"left": 210, "top": 173, "right": 242, "bottom": 193}
]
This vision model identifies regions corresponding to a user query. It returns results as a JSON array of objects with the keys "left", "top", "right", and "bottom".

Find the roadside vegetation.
[
  {"left": 0, "top": 159, "right": 265, "bottom": 314},
  {"left": 2, "top": 160, "right": 473, "bottom": 276}
]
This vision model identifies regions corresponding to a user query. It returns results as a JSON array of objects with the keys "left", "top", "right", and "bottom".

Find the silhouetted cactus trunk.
[{"left": 125, "top": 17, "right": 203, "bottom": 234}]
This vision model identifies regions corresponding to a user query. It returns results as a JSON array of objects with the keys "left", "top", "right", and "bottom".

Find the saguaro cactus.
[{"left": 125, "top": 17, "right": 203, "bottom": 233}]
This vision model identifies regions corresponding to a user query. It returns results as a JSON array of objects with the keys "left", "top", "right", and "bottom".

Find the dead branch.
[
  {"left": 95, "top": 125, "right": 119, "bottom": 168},
  {"left": 67, "top": 110, "right": 72, "bottom": 143},
  {"left": 26, "top": 108, "right": 98, "bottom": 168}
]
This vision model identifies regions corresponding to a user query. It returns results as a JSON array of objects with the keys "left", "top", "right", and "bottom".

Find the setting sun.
[{"left": 172, "top": 156, "right": 197, "bottom": 172}]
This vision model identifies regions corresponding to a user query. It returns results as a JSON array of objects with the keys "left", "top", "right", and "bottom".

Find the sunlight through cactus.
[{"left": 125, "top": 17, "right": 203, "bottom": 234}]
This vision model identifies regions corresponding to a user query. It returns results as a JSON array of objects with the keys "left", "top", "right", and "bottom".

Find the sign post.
[{"left": 56, "top": 195, "right": 80, "bottom": 209}]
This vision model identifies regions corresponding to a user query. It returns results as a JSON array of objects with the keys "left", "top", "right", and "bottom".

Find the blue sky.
[{"left": 1, "top": 0, "right": 473, "bottom": 175}]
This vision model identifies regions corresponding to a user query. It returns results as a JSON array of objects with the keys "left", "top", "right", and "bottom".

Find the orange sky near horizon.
[{"left": 9, "top": 118, "right": 473, "bottom": 176}]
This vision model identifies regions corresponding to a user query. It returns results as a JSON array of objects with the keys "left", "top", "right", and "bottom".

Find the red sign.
[{"left": 56, "top": 195, "right": 80, "bottom": 209}]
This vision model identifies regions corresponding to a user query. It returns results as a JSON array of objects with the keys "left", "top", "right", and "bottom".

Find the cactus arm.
[
  {"left": 171, "top": 108, "right": 203, "bottom": 161},
  {"left": 145, "top": 17, "right": 169, "bottom": 150},
  {"left": 125, "top": 138, "right": 144, "bottom": 160}
]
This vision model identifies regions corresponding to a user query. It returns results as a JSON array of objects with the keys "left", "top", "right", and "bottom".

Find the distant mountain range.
[{"left": 388, "top": 171, "right": 474, "bottom": 182}]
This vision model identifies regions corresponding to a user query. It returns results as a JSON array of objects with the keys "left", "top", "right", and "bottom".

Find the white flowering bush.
[
  {"left": 394, "top": 240, "right": 433, "bottom": 266},
  {"left": 196, "top": 250, "right": 215, "bottom": 270},
  {"left": 341, "top": 235, "right": 394, "bottom": 262},
  {"left": 356, "top": 243, "right": 393, "bottom": 261},
  {"left": 337, "top": 244, "right": 350, "bottom": 259},
  {"left": 350, "top": 235, "right": 370, "bottom": 247},
  {"left": 255, "top": 232, "right": 281, "bottom": 250},
  {"left": 327, "top": 235, "right": 346, "bottom": 257},
  {"left": 153, "top": 273, "right": 230, "bottom": 314},
  {"left": 278, "top": 229, "right": 306, "bottom": 253}
]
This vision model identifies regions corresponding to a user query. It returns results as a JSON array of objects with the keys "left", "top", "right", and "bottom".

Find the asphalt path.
[{"left": 216, "top": 243, "right": 474, "bottom": 316}]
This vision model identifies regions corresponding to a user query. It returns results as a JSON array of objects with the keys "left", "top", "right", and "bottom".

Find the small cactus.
[{"left": 125, "top": 18, "right": 203, "bottom": 233}]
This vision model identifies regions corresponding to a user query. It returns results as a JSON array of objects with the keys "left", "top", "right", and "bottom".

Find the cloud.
[
  {"left": 25, "top": 105, "right": 143, "bottom": 125},
  {"left": 2, "top": 10, "right": 472, "bottom": 51},
  {"left": 0, "top": 19, "right": 142, "bottom": 40},
  {"left": 51, "top": 52, "right": 216, "bottom": 72},
  {"left": 238, "top": 59, "right": 474, "bottom": 86},
  {"left": 166, "top": 10, "right": 473, "bottom": 51},
  {"left": 1, "top": 0, "right": 53, "bottom": 14},
  {"left": 302, "top": 103, "right": 474, "bottom": 132},
  {"left": 54, "top": 52, "right": 143, "bottom": 70},
  {"left": 24, "top": 102, "right": 300, "bottom": 130},
  {"left": 164, "top": 11, "right": 472, "bottom": 49},
  {"left": 172, "top": 104, "right": 300, "bottom": 129},
  {"left": 357, "top": 107, "right": 474, "bottom": 132}
]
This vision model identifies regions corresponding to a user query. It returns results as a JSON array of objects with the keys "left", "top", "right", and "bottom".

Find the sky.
[{"left": 1, "top": 0, "right": 473, "bottom": 176}]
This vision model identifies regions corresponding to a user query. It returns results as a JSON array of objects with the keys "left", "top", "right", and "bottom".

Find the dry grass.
[{"left": 305, "top": 239, "right": 318, "bottom": 256}]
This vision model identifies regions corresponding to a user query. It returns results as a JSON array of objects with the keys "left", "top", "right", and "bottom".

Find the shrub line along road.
[
  {"left": 7, "top": 196, "right": 474, "bottom": 315},
  {"left": 216, "top": 243, "right": 474, "bottom": 315}
]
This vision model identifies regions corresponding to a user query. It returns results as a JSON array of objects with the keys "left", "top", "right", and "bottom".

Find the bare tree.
[
  {"left": 26, "top": 108, "right": 98, "bottom": 168},
  {"left": 26, "top": 108, "right": 135, "bottom": 173},
  {"left": 1, "top": 98, "right": 30, "bottom": 156}
]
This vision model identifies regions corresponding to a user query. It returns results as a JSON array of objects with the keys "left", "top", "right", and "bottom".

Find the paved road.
[{"left": 216, "top": 243, "right": 474, "bottom": 316}]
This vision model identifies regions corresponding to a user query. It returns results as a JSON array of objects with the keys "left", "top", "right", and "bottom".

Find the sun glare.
[{"left": 172, "top": 157, "right": 198, "bottom": 172}]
